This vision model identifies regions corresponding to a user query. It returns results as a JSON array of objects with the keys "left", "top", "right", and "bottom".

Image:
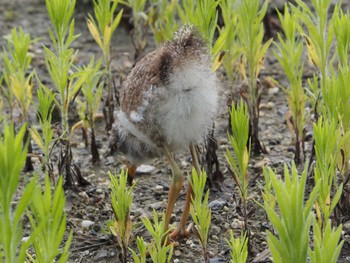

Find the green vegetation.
[
  {"left": 218, "top": 0, "right": 240, "bottom": 81},
  {"left": 313, "top": 118, "right": 343, "bottom": 229},
  {"left": 263, "top": 163, "right": 319, "bottom": 263},
  {"left": 226, "top": 99, "right": 250, "bottom": 230},
  {"left": 140, "top": 210, "right": 174, "bottom": 263},
  {"left": 226, "top": 230, "right": 248, "bottom": 263},
  {"left": 189, "top": 168, "right": 211, "bottom": 263},
  {"left": 73, "top": 58, "right": 103, "bottom": 163},
  {"left": 0, "top": 125, "right": 35, "bottom": 263},
  {"left": 30, "top": 85, "right": 56, "bottom": 175},
  {"left": 0, "top": 125, "right": 70, "bottom": 263},
  {"left": 1, "top": 27, "right": 35, "bottom": 171},
  {"left": 1, "top": 0, "right": 350, "bottom": 262},
  {"left": 120, "top": 0, "right": 148, "bottom": 60},
  {"left": 108, "top": 169, "right": 136, "bottom": 263},
  {"left": 148, "top": 0, "right": 177, "bottom": 45},
  {"left": 274, "top": 4, "right": 307, "bottom": 164},
  {"left": 310, "top": 219, "right": 343, "bottom": 263},
  {"left": 1, "top": 28, "right": 33, "bottom": 123},
  {"left": 236, "top": 0, "right": 272, "bottom": 154},
  {"left": 87, "top": 0, "right": 123, "bottom": 130},
  {"left": 27, "top": 176, "right": 72, "bottom": 262},
  {"left": 45, "top": 0, "right": 95, "bottom": 187}
]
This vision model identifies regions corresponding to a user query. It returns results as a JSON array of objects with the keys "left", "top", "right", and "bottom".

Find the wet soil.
[{"left": 1, "top": 0, "right": 350, "bottom": 262}]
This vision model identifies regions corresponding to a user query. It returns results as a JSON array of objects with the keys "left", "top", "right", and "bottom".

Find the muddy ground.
[{"left": 1, "top": 0, "right": 350, "bottom": 262}]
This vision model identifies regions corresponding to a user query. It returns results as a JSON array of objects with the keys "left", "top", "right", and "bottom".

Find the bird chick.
[{"left": 110, "top": 24, "right": 219, "bottom": 240}]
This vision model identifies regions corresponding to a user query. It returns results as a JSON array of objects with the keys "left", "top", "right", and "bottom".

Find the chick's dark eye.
[{"left": 184, "top": 39, "right": 192, "bottom": 48}]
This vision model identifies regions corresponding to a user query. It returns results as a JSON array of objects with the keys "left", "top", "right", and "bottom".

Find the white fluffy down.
[
  {"left": 158, "top": 62, "right": 218, "bottom": 150},
  {"left": 118, "top": 61, "right": 219, "bottom": 156}
]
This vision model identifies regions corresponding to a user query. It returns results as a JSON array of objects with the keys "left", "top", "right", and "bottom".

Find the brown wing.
[{"left": 120, "top": 48, "right": 173, "bottom": 115}]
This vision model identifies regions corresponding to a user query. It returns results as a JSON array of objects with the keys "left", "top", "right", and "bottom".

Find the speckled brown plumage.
[{"left": 119, "top": 26, "right": 208, "bottom": 136}]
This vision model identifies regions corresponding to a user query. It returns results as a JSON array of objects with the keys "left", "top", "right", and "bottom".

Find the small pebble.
[
  {"left": 181, "top": 160, "right": 189, "bottom": 168},
  {"left": 259, "top": 102, "right": 274, "bottom": 110},
  {"left": 254, "top": 158, "right": 270, "bottom": 169},
  {"left": 343, "top": 220, "right": 350, "bottom": 233},
  {"left": 150, "top": 201, "right": 164, "bottom": 210},
  {"left": 174, "top": 259, "right": 180, "bottom": 263},
  {"left": 268, "top": 87, "right": 279, "bottom": 95},
  {"left": 136, "top": 164, "right": 155, "bottom": 174},
  {"left": 261, "top": 222, "right": 269, "bottom": 231},
  {"left": 106, "top": 156, "right": 114, "bottom": 165},
  {"left": 94, "top": 250, "right": 108, "bottom": 260},
  {"left": 190, "top": 242, "right": 197, "bottom": 248},
  {"left": 218, "top": 138, "right": 228, "bottom": 145},
  {"left": 208, "top": 199, "right": 227, "bottom": 211},
  {"left": 81, "top": 220, "right": 95, "bottom": 228},
  {"left": 231, "top": 219, "right": 244, "bottom": 229},
  {"left": 212, "top": 235, "right": 219, "bottom": 240},
  {"left": 155, "top": 185, "right": 164, "bottom": 192},
  {"left": 210, "top": 257, "right": 225, "bottom": 262},
  {"left": 186, "top": 239, "right": 193, "bottom": 245},
  {"left": 211, "top": 225, "right": 221, "bottom": 235},
  {"left": 132, "top": 207, "right": 145, "bottom": 217},
  {"left": 22, "top": 236, "right": 30, "bottom": 242},
  {"left": 78, "top": 191, "right": 90, "bottom": 203},
  {"left": 174, "top": 250, "right": 181, "bottom": 256}
]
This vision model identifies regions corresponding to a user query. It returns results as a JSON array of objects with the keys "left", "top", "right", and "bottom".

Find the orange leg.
[
  {"left": 169, "top": 182, "right": 193, "bottom": 239},
  {"left": 163, "top": 146, "right": 184, "bottom": 237},
  {"left": 189, "top": 143, "right": 201, "bottom": 174},
  {"left": 126, "top": 162, "right": 137, "bottom": 185},
  {"left": 169, "top": 143, "right": 200, "bottom": 239}
]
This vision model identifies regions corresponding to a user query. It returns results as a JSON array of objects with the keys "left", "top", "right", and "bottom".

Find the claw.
[{"left": 169, "top": 223, "right": 193, "bottom": 240}]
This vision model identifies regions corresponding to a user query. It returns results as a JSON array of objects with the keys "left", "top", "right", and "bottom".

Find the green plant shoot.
[
  {"left": 141, "top": 210, "right": 174, "bottom": 263},
  {"left": 263, "top": 163, "right": 319, "bottom": 263},
  {"left": 27, "top": 176, "right": 73, "bottom": 263},
  {"left": 293, "top": 0, "right": 334, "bottom": 110},
  {"left": 0, "top": 124, "right": 36, "bottom": 263},
  {"left": 129, "top": 236, "right": 147, "bottom": 263},
  {"left": 310, "top": 219, "right": 343, "bottom": 263},
  {"left": 71, "top": 58, "right": 103, "bottom": 163},
  {"left": 274, "top": 4, "right": 307, "bottom": 164},
  {"left": 236, "top": 0, "right": 272, "bottom": 154},
  {"left": 30, "top": 84, "right": 56, "bottom": 174},
  {"left": 45, "top": 0, "right": 96, "bottom": 186},
  {"left": 333, "top": 8, "right": 350, "bottom": 69},
  {"left": 189, "top": 168, "right": 211, "bottom": 263},
  {"left": 87, "top": 0, "right": 123, "bottom": 69},
  {"left": 109, "top": 169, "right": 136, "bottom": 263},
  {"left": 226, "top": 230, "right": 248, "bottom": 263},
  {"left": 1, "top": 27, "right": 33, "bottom": 122},
  {"left": 313, "top": 117, "right": 343, "bottom": 229},
  {"left": 148, "top": 0, "right": 178, "bottom": 44},
  {"left": 120, "top": 0, "right": 148, "bottom": 59},
  {"left": 225, "top": 99, "right": 251, "bottom": 229},
  {"left": 87, "top": 0, "right": 123, "bottom": 130},
  {"left": 217, "top": 0, "right": 240, "bottom": 80}
]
